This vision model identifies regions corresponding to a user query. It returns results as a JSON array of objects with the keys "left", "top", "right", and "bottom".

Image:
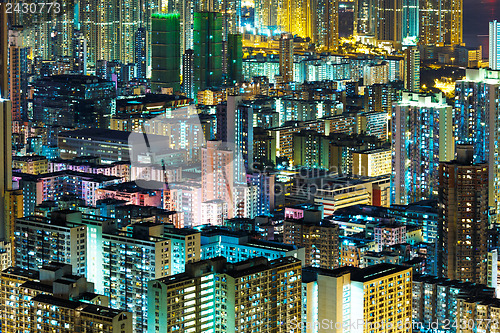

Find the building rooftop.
[
  {"left": 59, "top": 128, "right": 132, "bottom": 142},
  {"left": 13, "top": 155, "right": 47, "bottom": 162},
  {"left": 13, "top": 170, "right": 121, "bottom": 183},
  {"left": 36, "top": 74, "right": 111, "bottom": 85},
  {"left": 31, "top": 294, "right": 83, "bottom": 310},
  {"left": 116, "top": 93, "right": 189, "bottom": 108},
  {"left": 81, "top": 304, "right": 127, "bottom": 319},
  {"left": 350, "top": 263, "right": 411, "bottom": 282}
]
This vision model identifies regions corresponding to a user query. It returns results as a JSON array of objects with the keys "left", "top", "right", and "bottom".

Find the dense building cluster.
[{"left": 0, "top": 0, "right": 500, "bottom": 332}]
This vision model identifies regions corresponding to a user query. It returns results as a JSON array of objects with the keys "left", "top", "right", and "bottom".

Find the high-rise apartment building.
[
  {"left": 402, "top": 0, "right": 419, "bottom": 45},
  {"left": 279, "top": 33, "right": 294, "bottom": 83},
  {"left": 135, "top": 27, "right": 147, "bottom": 79},
  {"left": 302, "top": 264, "right": 413, "bottom": 333},
  {"left": 194, "top": 12, "right": 224, "bottom": 93},
  {"left": 201, "top": 140, "right": 247, "bottom": 218},
  {"left": 0, "top": 263, "right": 133, "bottom": 333},
  {"left": 33, "top": 75, "right": 116, "bottom": 129},
  {"left": 413, "top": 275, "right": 495, "bottom": 333},
  {"left": 78, "top": 0, "right": 158, "bottom": 67},
  {"left": 404, "top": 46, "right": 420, "bottom": 92},
  {"left": 15, "top": 211, "right": 201, "bottom": 333},
  {"left": 73, "top": 30, "right": 88, "bottom": 75},
  {"left": 8, "top": 28, "right": 24, "bottom": 126},
  {"left": 439, "top": 145, "right": 488, "bottom": 284},
  {"left": 227, "top": 34, "right": 243, "bottom": 85},
  {"left": 151, "top": 13, "right": 181, "bottom": 93},
  {"left": 216, "top": 95, "right": 254, "bottom": 176},
  {"left": 148, "top": 256, "right": 302, "bottom": 333},
  {"left": 284, "top": 211, "right": 340, "bottom": 269},
  {"left": 419, "top": 0, "right": 463, "bottom": 45},
  {"left": 375, "top": 0, "right": 403, "bottom": 42},
  {"left": 0, "top": 5, "right": 7, "bottom": 98},
  {"left": 0, "top": 100, "right": 12, "bottom": 244},
  {"left": 392, "top": 92, "right": 454, "bottom": 205},
  {"left": 182, "top": 49, "right": 195, "bottom": 99},
  {"left": 454, "top": 69, "right": 500, "bottom": 215},
  {"left": 314, "top": 0, "right": 340, "bottom": 51},
  {"left": 490, "top": 20, "right": 500, "bottom": 70}
]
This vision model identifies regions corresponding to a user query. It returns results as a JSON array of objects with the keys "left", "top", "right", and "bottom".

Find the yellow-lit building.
[
  {"left": 419, "top": 0, "right": 463, "bottom": 45},
  {"left": 457, "top": 298, "right": 500, "bottom": 333},
  {"left": 314, "top": 176, "right": 391, "bottom": 214},
  {"left": 302, "top": 264, "right": 412, "bottom": 333},
  {"left": 0, "top": 263, "right": 132, "bottom": 333},
  {"left": 148, "top": 256, "right": 302, "bottom": 333},
  {"left": 197, "top": 89, "right": 224, "bottom": 106},
  {"left": 12, "top": 155, "right": 48, "bottom": 174},
  {"left": 352, "top": 148, "right": 392, "bottom": 177}
]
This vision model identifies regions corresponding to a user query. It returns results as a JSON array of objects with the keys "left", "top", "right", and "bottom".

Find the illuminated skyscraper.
[
  {"left": 182, "top": 49, "right": 195, "bottom": 98},
  {"left": 8, "top": 28, "right": 23, "bottom": 126},
  {"left": 0, "top": 100, "right": 12, "bottom": 243},
  {"left": 314, "top": 0, "right": 340, "bottom": 51},
  {"left": 454, "top": 69, "right": 500, "bottom": 220},
  {"left": 279, "top": 33, "right": 294, "bottom": 83},
  {"left": 135, "top": 27, "right": 147, "bottom": 79},
  {"left": 72, "top": 30, "right": 87, "bottom": 75},
  {"left": 302, "top": 264, "right": 413, "bottom": 333},
  {"left": 404, "top": 46, "right": 420, "bottom": 92},
  {"left": 254, "top": 0, "right": 280, "bottom": 32},
  {"left": 148, "top": 256, "right": 302, "bottom": 333},
  {"left": 439, "top": 145, "right": 488, "bottom": 284},
  {"left": 375, "top": 0, "right": 402, "bottom": 42},
  {"left": 78, "top": 0, "right": 158, "bottom": 69},
  {"left": 490, "top": 20, "right": 500, "bottom": 70},
  {"left": 194, "top": 12, "right": 224, "bottom": 92},
  {"left": 402, "top": 0, "right": 419, "bottom": 45},
  {"left": 419, "top": 0, "right": 463, "bottom": 45},
  {"left": 227, "top": 34, "right": 243, "bottom": 85},
  {"left": 151, "top": 13, "right": 181, "bottom": 93},
  {"left": 216, "top": 95, "right": 253, "bottom": 175},
  {"left": 392, "top": 92, "right": 454, "bottom": 205},
  {"left": 356, "top": 0, "right": 377, "bottom": 36},
  {"left": 0, "top": 4, "right": 7, "bottom": 98}
]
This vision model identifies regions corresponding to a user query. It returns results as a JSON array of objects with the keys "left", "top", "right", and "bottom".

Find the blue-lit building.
[
  {"left": 392, "top": 92, "right": 454, "bottom": 205},
  {"left": 135, "top": 27, "right": 147, "bottom": 79},
  {"left": 200, "top": 228, "right": 305, "bottom": 264},
  {"left": 402, "top": 0, "right": 419, "bottom": 45},
  {"left": 33, "top": 75, "right": 116, "bottom": 129},
  {"left": 454, "top": 68, "right": 500, "bottom": 214}
]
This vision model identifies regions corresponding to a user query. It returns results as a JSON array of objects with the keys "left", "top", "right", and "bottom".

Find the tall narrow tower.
[
  {"left": 193, "top": 12, "right": 223, "bottom": 93},
  {"left": 404, "top": 46, "right": 420, "bottom": 92},
  {"left": 490, "top": 20, "right": 500, "bottom": 70},
  {"left": 439, "top": 145, "right": 488, "bottom": 284},
  {"left": 279, "top": 33, "right": 294, "bottom": 83},
  {"left": 0, "top": 100, "right": 12, "bottom": 242},
  {"left": 0, "top": 4, "right": 8, "bottom": 98},
  {"left": 151, "top": 13, "right": 181, "bottom": 93}
]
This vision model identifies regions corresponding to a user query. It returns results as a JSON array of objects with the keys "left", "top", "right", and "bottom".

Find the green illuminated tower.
[
  {"left": 151, "top": 13, "right": 181, "bottom": 93},
  {"left": 227, "top": 34, "right": 243, "bottom": 85},
  {"left": 194, "top": 12, "right": 223, "bottom": 93}
]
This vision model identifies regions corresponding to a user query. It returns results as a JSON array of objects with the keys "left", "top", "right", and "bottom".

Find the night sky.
[
  {"left": 464, "top": 0, "right": 499, "bottom": 34},
  {"left": 463, "top": 0, "right": 500, "bottom": 50}
]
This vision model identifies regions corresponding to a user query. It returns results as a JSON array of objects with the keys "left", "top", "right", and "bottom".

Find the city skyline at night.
[{"left": 1, "top": 0, "right": 500, "bottom": 332}]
